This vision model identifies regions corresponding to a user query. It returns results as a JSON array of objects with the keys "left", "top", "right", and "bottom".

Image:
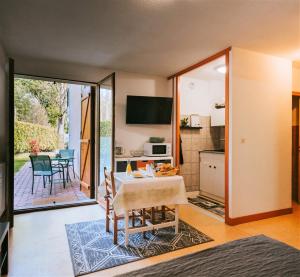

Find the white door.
[
  {"left": 200, "top": 161, "right": 213, "bottom": 194},
  {"left": 212, "top": 159, "right": 225, "bottom": 198}
]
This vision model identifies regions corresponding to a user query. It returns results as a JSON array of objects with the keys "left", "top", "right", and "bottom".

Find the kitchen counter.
[{"left": 115, "top": 155, "right": 173, "bottom": 161}]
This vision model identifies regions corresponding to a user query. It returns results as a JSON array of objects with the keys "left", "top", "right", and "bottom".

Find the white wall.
[
  {"left": 179, "top": 76, "right": 224, "bottom": 117},
  {"left": 229, "top": 47, "right": 292, "bottom": 218},
  {"left": 68, "top": 84, "right": 82, "bottom": 175},
  {"left": 293, "top": 65, "right": 300, "bottom": 92},
  {"left": 15, "top": 57, "right": 172, "bottom": 155},
  {"left": 115, "top": 71, "right": 171, "bottom": 153},
  {"left": 180, "top": 77, "right": 209, "bottom": 116},
  {"left": 0, "top": 43, "right": 7, "bottom": 161}
]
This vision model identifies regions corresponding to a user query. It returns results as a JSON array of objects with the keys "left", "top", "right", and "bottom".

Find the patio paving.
[{"left": 14, "top": 161, "right": 90, "bottom": 210}]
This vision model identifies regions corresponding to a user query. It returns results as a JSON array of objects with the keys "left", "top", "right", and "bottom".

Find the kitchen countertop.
[
  {"left": 199, "top": 150, "right": 225, "bottom": 154},
  {"left": 115, "top": 155, "right": 173, "bottom": 160}
]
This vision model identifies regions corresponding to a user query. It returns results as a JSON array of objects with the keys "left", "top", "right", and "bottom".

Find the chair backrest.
[
  {"left": 30, "top": 155, "right": 52, "bottom": 172},
  {"left": 104, "top": 167, "right": 116, "bottom": 197},
  {"left": 59, "top": 149, "right": 75, "bottom": 158}
]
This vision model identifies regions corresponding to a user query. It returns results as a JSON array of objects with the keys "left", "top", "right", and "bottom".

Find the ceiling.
[
  {"left": 184, "top": 56, "right": 225, "bottom": 80},
  {"left": 0, "top": 0, "right": 299, "bottom": 77}
]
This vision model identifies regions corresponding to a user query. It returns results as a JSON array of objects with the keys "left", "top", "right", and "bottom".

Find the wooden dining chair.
[
  {"left": 103, "top": 167, "right": 147, "bottom": 244},
  {"left": 103, "top": 167, "right": 117, "bottom": 243}
]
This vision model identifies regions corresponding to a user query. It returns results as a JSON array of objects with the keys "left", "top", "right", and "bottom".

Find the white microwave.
[{"left": 144, "top": 143, "right": 172, "bottom": 157}]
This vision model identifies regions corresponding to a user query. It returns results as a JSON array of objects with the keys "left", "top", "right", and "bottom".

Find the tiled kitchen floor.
[{"left": 14, "top": 162, "right": 90, "bottom": 210}]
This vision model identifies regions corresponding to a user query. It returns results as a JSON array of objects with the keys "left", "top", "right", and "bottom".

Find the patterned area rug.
[
  {"left": 65, "top": 214, "right": 213, "bottom": 276},
  {"left": 188, "top": 196, "right": 225, "bottom": 217}
]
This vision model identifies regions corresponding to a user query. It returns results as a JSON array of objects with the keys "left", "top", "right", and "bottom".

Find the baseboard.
[{"left": 226, "top": 207, "right": 293, "bottom": 226}]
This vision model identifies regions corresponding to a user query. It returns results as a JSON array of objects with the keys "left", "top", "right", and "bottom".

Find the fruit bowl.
[{"left": 154, "top": 163, "right": 178, "bottom": 177}]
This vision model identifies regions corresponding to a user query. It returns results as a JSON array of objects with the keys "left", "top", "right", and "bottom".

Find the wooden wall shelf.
[{"left": 180, "top": 126, "right": 202, "bottom": 130}]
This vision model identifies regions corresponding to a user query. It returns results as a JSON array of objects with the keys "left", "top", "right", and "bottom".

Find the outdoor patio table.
[
  {"left": 112, "top": 172, "right": 188, "bottom": 246},
  {"left": 50, "top": 156, "right": 73, "bottom": 182}
]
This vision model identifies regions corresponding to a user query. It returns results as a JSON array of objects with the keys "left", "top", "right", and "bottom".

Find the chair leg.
[
  {"left": 113, "top": 212, "right": 118, "bottom": 245},
  {"left": 151, "top": 207, "right": 155, "bottom": 235},
  {"left": 132, "top": 211, "right": 135, "bottom": 227},
  {"left": 50, "top": 176, "right": 53, "bottom": 195},
  {"left": 32, "top": 175, "right": 35, "bottom": 194},
  {"left": 67, "top": 167, "right": 71, "bottom": 182},
  {"left": 124, "top": 211, "right": 129, "bottom": 246},
  {"left": 142, "top": 208, "right": 146, "bottom": 239},
  {"left": 105, "top": 198, "right": 110, "bottom": 232},
  {"left": 43, "top": 176, "right": 46, "bottom": 188},
  {"left": 61, "top": 166, "right": 66, "bottom": 188},
  {"left": 162, "top": 205, "right": 166, "bottom": 220},
  {"left": 72, "top": 165, "right": 75, "bottom": 179}
]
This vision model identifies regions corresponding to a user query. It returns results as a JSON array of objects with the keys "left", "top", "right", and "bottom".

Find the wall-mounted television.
[{"left": 126, "top": 95, "right": 173, "bottom": 124}]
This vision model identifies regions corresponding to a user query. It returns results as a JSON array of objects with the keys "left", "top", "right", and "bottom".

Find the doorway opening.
[
  {"left": 179, "top": 56, "right": 226, "bottom": 219},
  {"left": 169, "top": 48, "right": 230, "bottom": 223},
  {"left": 13, "top": 75, "right": 97, "bottom": 211}
]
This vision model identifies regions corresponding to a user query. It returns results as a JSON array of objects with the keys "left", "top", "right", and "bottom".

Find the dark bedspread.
[{"left": 116, "top": 235, "right": 300, "bottom": 277}]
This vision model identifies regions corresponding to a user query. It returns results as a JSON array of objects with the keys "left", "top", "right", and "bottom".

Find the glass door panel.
[{"left": 98, "top": 73, "right": 115, "bottom": 186}]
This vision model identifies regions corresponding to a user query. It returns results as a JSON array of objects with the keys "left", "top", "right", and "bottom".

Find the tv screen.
[{"left": 126, "top": 96, "right": 173, "bottom": 124}]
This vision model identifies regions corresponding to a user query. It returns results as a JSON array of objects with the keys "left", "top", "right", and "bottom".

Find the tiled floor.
[
  {"left": 14, "top": 162, "right": 90, "bottom": 210},
  {"left": 7, "top": 202, "right": 300, "bottom": 277}
]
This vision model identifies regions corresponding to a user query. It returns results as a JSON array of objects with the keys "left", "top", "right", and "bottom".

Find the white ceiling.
[
  {"left": 184, "top": 56, "right": 225, "bottom": 80},
  {"left": 0, "top": 0, "right": 299, "bottom": 77}
]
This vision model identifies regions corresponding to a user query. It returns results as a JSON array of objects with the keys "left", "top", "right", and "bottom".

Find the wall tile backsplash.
[{"left": 180, "top": 116, "right": 225, "bottom": 192}]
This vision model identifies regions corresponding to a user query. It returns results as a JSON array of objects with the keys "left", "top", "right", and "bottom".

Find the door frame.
[
  {"left": 292, "top": 91, "right": 300, "bottom": 97},
  {"left": 7, "top": 59, "right": 15, "bottom": 226},
  {"left": 96, "top": 72, "right": 116, "bottom": 192},
  {"left": 11, "top": 73, "right": 98, "bottom": 214},
  {"left": 292, "top": 91, "right": 300, "bottom": 202},
  {"left": 168, "top": 47, "right": 231, "bottom": 224}
]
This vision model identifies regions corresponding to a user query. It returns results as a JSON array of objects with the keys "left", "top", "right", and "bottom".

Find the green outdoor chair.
[
  {"left": 29, "top": 155, "right": 65, "bottom": 194},
  {"left": 59, "top": 149, "right": 75, "bottom": 179}
]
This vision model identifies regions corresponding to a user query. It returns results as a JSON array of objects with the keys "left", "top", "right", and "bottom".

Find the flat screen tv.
[{"left": 126, "top": 96, "right": 173, "bottom": 124}]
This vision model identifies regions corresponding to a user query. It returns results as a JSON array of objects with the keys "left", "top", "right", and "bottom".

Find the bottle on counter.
[{"left": 126, "top": 160, "right": 132, "bottom": 176}]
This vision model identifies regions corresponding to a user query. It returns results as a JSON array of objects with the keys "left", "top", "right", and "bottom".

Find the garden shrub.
[
  {"left": 100, "top": 121, "right": 112, "bottom": 137},
  {"left": 14, "top": 121, "right": 58, "bottom": 153}
]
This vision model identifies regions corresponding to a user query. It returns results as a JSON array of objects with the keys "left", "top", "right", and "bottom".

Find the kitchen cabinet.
[
  {"left": 210, "top": 104, "right": 225, "bottom": 126},
  {"left": 199, "top": 152, "right": 224, "bottom": 199}
]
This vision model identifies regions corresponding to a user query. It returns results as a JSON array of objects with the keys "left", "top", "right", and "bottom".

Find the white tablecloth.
[{"left": 112, "top": 173, "right": 188, "bottom": 216}]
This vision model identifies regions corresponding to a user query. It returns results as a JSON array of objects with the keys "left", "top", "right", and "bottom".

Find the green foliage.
[
  {"left": 14, "top": 121, "right": 59, "bottom": 153},
  {"left": 100, "top": 121, "right": 112, "bottom": 137},
  {"left": 14, "top": 86, "right": 33, "bottom": 122},
  {"left": 14, "top": 153, "right": 29, "bottom": 174},
  {"left": 14, "top": 78, "right": 68, "bottom": 128}
]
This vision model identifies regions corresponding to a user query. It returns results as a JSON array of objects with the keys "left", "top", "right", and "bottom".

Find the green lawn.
[{"left": 14, "top": 153, "right": 29, "bottom": 174}]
